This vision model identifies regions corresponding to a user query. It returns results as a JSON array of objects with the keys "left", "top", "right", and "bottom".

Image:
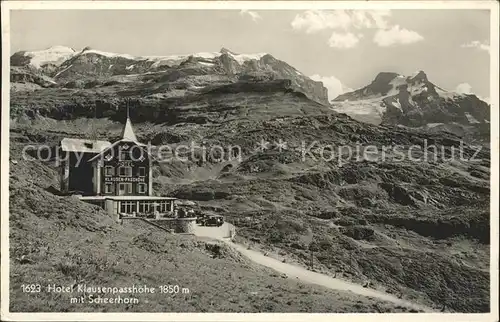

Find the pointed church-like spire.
[{"left": 121, "top": 102, "right": 138, "bottom": 142}]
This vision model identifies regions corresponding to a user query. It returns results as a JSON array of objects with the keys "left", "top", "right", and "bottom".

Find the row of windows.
[
  {"left": 158, "top": 202, "right": 171, "bottom": 213},
  {"left": 120, "top": 201, "right": 137, "bottom": 214},
  {"left": 105, "top": 166, "right": 146, "bottom": 177},
  {"left": 104, "top": 183, "right": 147, "bottom": 194},
  {"left": 139, "top": 202, "right": 153, "bottom": 213},
  {"left": 119, "top": 201, "right": 172, "bottom": 214}
]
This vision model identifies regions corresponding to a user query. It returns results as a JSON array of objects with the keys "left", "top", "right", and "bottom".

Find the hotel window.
[
  {"left": 119, "top": 151, "right": 129, "bottom": 161},
  {"left": 139, "top": 202, "right": 152, "bottom": 213},
  {"left": 119, "top": 166, "right": 132, "bottom": 177},
  {"left": 104, "top": 166, "right": 114, "bottom": 176},
  {"left": 159, "top": 201, "right": 170, "bottom": 213},
  {"left": 138, "top": 167, "right": 146, "bottom": 177},
  {"left": 120, "top": 201, "right": 137, "bottom": 214},
  {"left": 118, "top": 183, "right": 133, "bottom": 195},
  {"left": 104, "top": 183, "right": 113, "bottom": 194},
  {"left": 138, "top": 183, "right": 147, "bottom": 194}
]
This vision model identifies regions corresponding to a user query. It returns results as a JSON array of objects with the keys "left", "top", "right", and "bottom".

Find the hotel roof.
[
  {"left": 87, "top": 116, "right": 146, "bottom": 162},
  {"left": 60, "top": 138, "right": 111, "bottom": 153}
]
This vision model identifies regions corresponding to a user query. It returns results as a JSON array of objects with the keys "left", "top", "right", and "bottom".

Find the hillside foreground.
[{"left": 9, "top": 141, "right": 420, "bottom": 313}]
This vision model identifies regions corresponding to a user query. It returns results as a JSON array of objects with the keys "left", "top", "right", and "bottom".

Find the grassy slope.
[{"left": 9, "top": 142, "right": 416, "bottom": 313}]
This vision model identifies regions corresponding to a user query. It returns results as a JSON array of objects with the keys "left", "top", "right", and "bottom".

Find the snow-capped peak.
[
  {"left": 81, "top": 46, "right": 269, "bottom": 65},
  {"left": 22, "top": 45, "right": 77, "bottom": 68},
  {"left": 228, "top": 52, "right": 268, "bottom": 64},
  {"left": 17, "top": 45, "right": 271, "bottom": 69},
  {"left": 220, "top": 47, "right": 238, "bottom": 55},
  {"left": 220, "top": 47, "right": 269, "bottom": 62},
  {"left": 45, "top": 45, "right": 76, "bottom": 52},
  {"left": 81, "top": 48, "right": 137, "bottom": 60},
  {"left": 145, "top": 50, "right": 268, "bottom": 67},
  {"left": 410, "top": 70, "right": 423, "bottom": 78},
  {"left": 409, "top": 70, "right": 428, "bottom": 82}
]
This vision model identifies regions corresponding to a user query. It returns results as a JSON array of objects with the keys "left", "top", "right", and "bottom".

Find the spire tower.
[{"left": 121, "top": 100, "right": 138, "bottom": 142}]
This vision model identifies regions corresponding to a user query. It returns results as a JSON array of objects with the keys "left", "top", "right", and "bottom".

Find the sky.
[{"left": 10, "top": 9, "right": 491, "bottom": 101}]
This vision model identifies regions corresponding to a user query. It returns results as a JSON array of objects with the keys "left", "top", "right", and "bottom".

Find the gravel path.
[{"left": 193, "top": 222, "right": 435, "bottom": 312}]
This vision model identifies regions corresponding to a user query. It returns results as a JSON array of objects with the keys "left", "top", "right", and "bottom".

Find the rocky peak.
[
  {"left": 333, "top": 70, "right": 490, "bottom": 128},
  {"left": 11, "top": 45, "right": 78, "bottom": 68},
  {"left": 372, "top": 72, "right": 400, "bottom": 84},
  {"left": 220, "top": 47, "right": 238, "bottom": 55},
  {"left": 408, "top": 70, "right": 428, "bottom": 84}
]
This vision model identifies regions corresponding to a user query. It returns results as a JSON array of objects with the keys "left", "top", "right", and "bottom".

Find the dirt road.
[{"left": 193, "top": 222, "right": 435, "bottom": 312}]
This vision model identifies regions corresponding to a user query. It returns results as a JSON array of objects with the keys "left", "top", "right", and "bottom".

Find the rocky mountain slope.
[
  {"left": 331, "top": 71, "right": 490, "bottom": 135},
  {"left": 10, "top": 45, "right": 329, "bottom": 105},
  {"left": 9, "top": 46, "right": 490, "bottom": 313}
]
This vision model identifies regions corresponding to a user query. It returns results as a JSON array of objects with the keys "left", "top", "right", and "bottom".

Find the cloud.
[
  {"left": 454, "top": 83, "right": 489, "bottom": 103},
  {"left": 240, "top": 9, "right": 262, "bottom": 22},
  {"left": 461, "top": 40, "right": 490, "bottom": 52},
  {"left": 310, "top": 74, "right": 353, "bottom": 101},
  {"left": 373, "top": 25, "right": 424, "bottom": 47},
  {"left": 454, "top": 82, "right": 473, "bottom": 94},
  {"left": 291, "top": 10, "right": 355, "bottom": 33},
  {"left": 291, "top": 10, "right": 391, "bottom": 33},
  {"left": 328, "top": 32, "right": 360, "bottom": 49},
  {"left": 291, "top": 10, "right": 422, "bottom": 48}
]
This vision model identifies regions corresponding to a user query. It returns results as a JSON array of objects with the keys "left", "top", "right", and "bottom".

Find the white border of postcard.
[{"left": 1, "top": 1, "right": 499, "bottom": 321}]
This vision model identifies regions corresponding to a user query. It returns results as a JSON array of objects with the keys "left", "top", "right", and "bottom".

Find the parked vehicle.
[
  {"left": 195, "top": 210, "right": 206, "bottom": 224},
  {"left": 201, "top": 214, "right": 224, "bottom": 227}
]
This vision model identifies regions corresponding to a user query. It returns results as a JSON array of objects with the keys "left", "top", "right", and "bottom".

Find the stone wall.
[
  {"left": 174, "top": 218, "right": 197, "bottom": 234},
  {"left": 121, "top": 217, "right": 196, "bottom": 234}
]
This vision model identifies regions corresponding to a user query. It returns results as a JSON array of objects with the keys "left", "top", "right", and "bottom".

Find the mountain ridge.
[{"left": 10, "top": 46, "right": 330, "bottom": 105}]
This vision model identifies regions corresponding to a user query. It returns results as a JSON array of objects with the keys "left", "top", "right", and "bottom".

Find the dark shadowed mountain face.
[
  {"left": 9, "top": 46, "right": 490, "bottom": 313},
  {"left": 332, "top": 71, "right": 490, "bottom": 138}
]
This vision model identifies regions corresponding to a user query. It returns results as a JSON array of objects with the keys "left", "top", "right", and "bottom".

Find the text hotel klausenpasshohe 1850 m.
[{"left": 21, "top": 284, "right": 190, "bottom": 305}]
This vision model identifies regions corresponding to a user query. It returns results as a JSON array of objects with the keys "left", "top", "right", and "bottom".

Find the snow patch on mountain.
[
  {"left": 17, "top": 46, "right": 271, "bottom": 71},
  {"left": 22, "top": 45, "right": 76, "bottom": 68},
  {"left": 392, "top": 98, "right": 402, "bottom": 112},
  {"left": 53, "top": 64, "right": 73, "bottom": 78},
  {"left": 426, "top": 123, "right": 444, "bottom": 128},
  {"left": 465, "top": 112, "right": 480, "bottom": 124},
  {"left": 145, "top": 52, "right": 221, "bottom": 68},
  {"left": 82, "top": 49, "right": 137, "bottom": 60},
  {"left": 331, "top": 96, "right": 387, "bottom": 124},
  {"left": 228, "top": 52, "right": 268, "bottom": 64},
  {"left": 145, "top": 51, "right": 267, "bottom": 68}
]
